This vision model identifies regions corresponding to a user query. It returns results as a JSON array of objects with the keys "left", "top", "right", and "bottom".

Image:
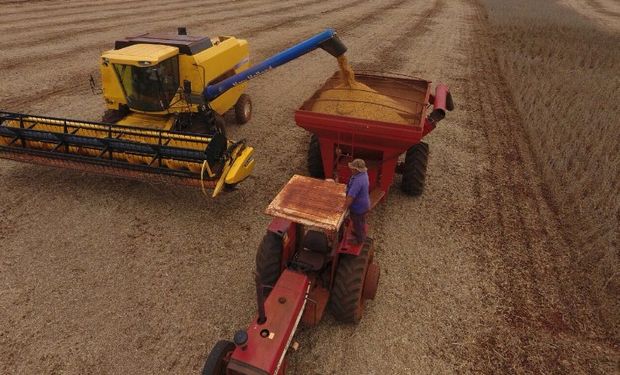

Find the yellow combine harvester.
[
  {"left": 0, "top": 28, "right": 347, "bottom": 196},
  {"left": 99, "top": 27, "right": 252, "bottom": 130}
]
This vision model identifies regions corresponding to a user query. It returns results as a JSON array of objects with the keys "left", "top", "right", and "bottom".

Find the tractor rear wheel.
[
  {"left": 234, "top": 94, "right": 252, "bottom": 124},
  {"left": 255, "top": 231, "right": 283, "bottom": 297},
  {"left": 401, "top": 142, "right": 429, "bottom": 196},
  {"left": 307, "top": 134, "right": 325, "bottom": 178},
  {"left": 329, "top": 239, "right": 376, "bottom": 323},
  {"left": 202, "top": 340, "right": 235, "bottom": 375}
]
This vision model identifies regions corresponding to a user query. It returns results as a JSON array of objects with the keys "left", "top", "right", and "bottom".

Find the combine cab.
[{"left": 100, "top": 28, "right": 252, "bottom": 131}]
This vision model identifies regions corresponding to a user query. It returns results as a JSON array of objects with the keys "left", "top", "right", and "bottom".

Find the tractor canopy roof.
[{"left": 266, "top": 175, "right": 347, "bottom": 232}]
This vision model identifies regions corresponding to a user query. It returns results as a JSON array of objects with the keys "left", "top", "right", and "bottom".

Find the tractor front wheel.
[
  {"left": 307, "top": 134, "right": 325, "bottom": 178},
  {"left": 234, "top": 94, "right": 252, "bottom": 124},
  {"left": 329, "top": 239, "right": 378, "bottom": 323},
  {"left": 202, "top": 340, "right": 235, "bottom": 375},
  {"left": 401, "top": 142, "right": 429, "bottom": 196},
  {"left": 255, "top": 231, "right": 283, "bottom": 297}
]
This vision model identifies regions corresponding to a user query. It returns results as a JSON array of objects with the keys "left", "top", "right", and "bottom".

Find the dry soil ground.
[
  {"left": 560, "top": 0, "right": 620, "bottom": 32},
  {"left": 0, "top": 0, "right": 617, "bottom": 374}
]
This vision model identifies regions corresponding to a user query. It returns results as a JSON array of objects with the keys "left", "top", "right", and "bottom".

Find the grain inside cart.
[{"left": 298, "top": 72, "right": 454, "bottom": 200}]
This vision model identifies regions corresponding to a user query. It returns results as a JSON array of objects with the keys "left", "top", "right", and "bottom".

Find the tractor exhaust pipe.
[{"left": 255, "top": 274, "right": 267, "bottom": 324}]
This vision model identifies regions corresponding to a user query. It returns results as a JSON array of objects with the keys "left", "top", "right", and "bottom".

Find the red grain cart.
[{"left": 296, "top": 72, "right": 454, "bottom": 203}]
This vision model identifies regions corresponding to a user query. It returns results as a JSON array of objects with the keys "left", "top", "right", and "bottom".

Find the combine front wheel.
[
  {"left": 234, "top": 94, "right": 252, "bottom": 124},
  {"left": 202, "top": 340, "right": 235, "bottom": 375},
  {"left": 401, "top": 142, "right": 429, "bottom": 196},
  {"left": 329, "top": 239, "right": 378, "bottom": 323}
]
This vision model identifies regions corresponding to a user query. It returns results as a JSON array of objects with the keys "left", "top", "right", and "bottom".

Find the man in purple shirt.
[{"left": 344, "top": 159, "right": 370, "bottom": 245}]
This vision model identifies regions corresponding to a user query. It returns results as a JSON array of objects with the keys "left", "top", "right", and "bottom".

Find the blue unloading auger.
[{"left": 203, "top": 28, "right": 347, "bottom": 101}]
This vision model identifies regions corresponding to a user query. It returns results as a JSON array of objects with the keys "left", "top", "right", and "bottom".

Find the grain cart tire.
[
  {"left": 234, "top": 94, "right": 252, "bottom": 124},
  {"left": 329, "top": 239, "right": 374, "bottom": 323},
  {"left": 401, "top": 142, "right": 429, "bottom": 196},
  {"left": 307, "top": 134, "right": 325, "bottom": 178},
  {"left": 256, "top": 231, "right": 283, "bottom": 297},
  {"left": 202, "top": 340, "right": 235, "bottom": 375}
]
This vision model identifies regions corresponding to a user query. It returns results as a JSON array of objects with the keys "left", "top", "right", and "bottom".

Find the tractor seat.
[
  {"left": 293, "top": 230, "right": 330, "bottom": 272},
  {"left": 302, "top": 230, "right": 329, "bottom": 253}
]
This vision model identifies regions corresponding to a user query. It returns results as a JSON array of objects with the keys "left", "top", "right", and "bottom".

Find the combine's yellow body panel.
[
  {"left": 181, "top": 37, "right": 250, "bottom": 114},
  {"left": 102, "top": 44, "right": 179, "bottom": 66},
  {"left": 100, "top": 35, "right": 249, "bottom": 117},
  {"left": 116, "top": 112, "right": 175, "bottom": 130},
  {"left": 225, "top": 146, "right": 255, "bottom": 185}
]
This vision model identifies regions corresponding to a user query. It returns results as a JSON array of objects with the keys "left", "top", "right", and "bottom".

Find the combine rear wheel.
[
  {"left": 255, "top": 231, "right": 283, "bottom": 297},
  {"left": 329, "top": 239, "right": 379, "bottom": 323},
  {"left": 401, "top": 142, "right": 429, "bottom": 196},
  {"left": 307, "top": 134, "right": 325, "bottom": 178},
  {"left": 234, "top": 94, "right": 252, "bottom": 124},
  {"left": 202, "top": 340, "right": 235, "bottom": 375}
]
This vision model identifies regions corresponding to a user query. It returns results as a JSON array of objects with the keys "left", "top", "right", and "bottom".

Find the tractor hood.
[{"left": 101, "top": 44, "right": 179, "bottom": 67}]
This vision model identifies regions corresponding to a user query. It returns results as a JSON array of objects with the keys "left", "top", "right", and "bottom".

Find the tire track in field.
[
  {"left": 354, "top": 0, "right": 445, "bottom": 73},
  {"left": 241, "top": 0, "right": 412, "bottom": 56},
  {"left": 0, "top": 0, "right": 324, "bottom": 65},
  {"left": 1, "top": 0, "right": 134, "bottom": 20},
  {"left": 450, "top": 1, "right": 616, "bottom": 373},
  {"left": 3, "top": 0, "right": 409, "bottom": 109},
  {"left": 588, "top": 0, "right": 620, "bottom": 17},
  {"left": 0, "top": 0, "right": 232, "bottom": 32},
  {"left": 561, "top": 0, "right": 620, "bottom": 32},
  {"left": 237, "top": 0, "right": 370, "bottom": 36},
  {"left": 0, "top": 0, "right": 271, "bottom": 50}
]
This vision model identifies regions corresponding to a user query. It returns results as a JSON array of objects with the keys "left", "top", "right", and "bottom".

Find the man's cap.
[{"left": 348, "top": 158, "right": 367, "bottom": 172}]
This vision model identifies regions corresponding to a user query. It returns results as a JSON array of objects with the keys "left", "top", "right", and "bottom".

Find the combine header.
[
  {"left": 0, "top": 29, "right": 347, "bottom": 196},
  {"left": 0, "top": 112, "right": 252, "bottom": 196}
]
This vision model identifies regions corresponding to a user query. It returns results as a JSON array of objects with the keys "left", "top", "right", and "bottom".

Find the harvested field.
[
  {"left": 481, "top": 0, "right": 620, "bottom": 363},
  {"left": 0, "top": 0, "right": 618, "bottom": 374},
  {"left": 560, "top": 0, "right": 620, "bottom": 32}
]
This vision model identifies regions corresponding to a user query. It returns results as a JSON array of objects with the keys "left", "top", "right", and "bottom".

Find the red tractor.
[{"left": 202, "top": 175, "right": 380, "bottom": 374}]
